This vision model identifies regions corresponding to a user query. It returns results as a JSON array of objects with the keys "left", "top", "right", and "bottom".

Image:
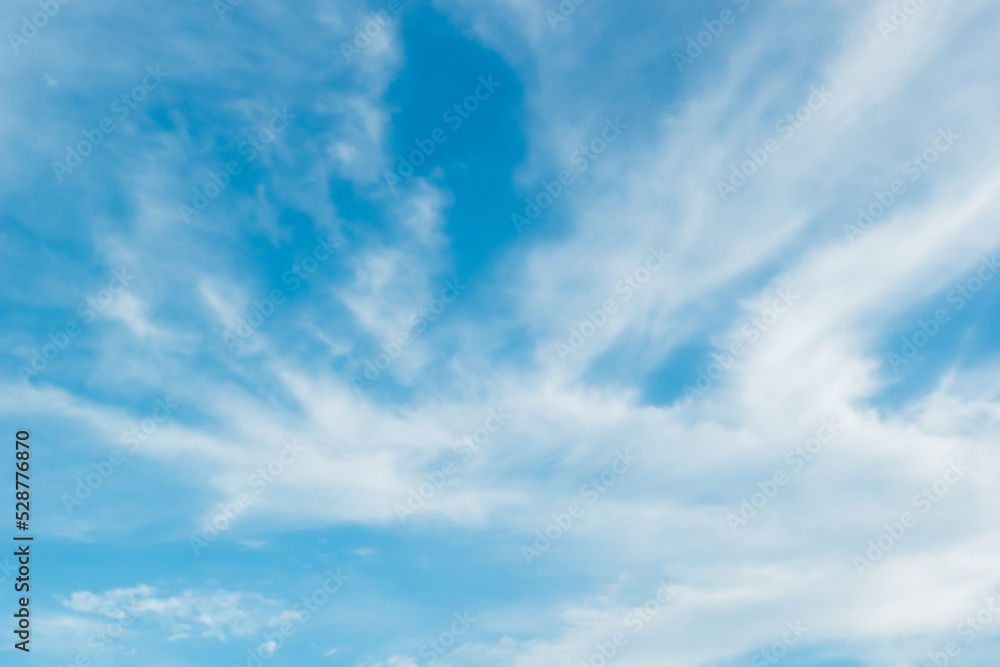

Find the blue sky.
[{"left": 3, "top": 0, "right": 1000, "bottom": 665}]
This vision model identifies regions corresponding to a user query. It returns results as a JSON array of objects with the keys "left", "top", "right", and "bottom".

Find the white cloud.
[{"left": 60, "top": 585, "right": 286, "bottom": 641}]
